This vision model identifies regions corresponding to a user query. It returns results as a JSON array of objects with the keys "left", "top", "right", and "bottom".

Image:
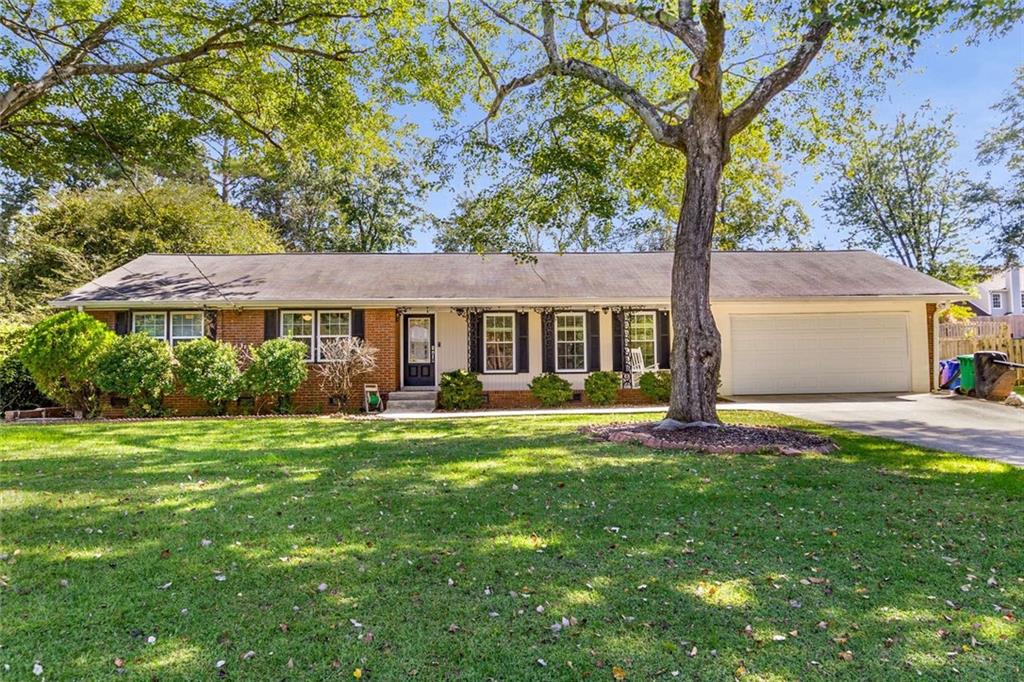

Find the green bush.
[
  {"left": 174, "top": 338, "right": 241, "bottom": 414},
  {"left": 242, "top": 338, "right": 309, "bottom": 414},
  {"left": 0, "top": 323, "right": 54, "bottom": 414},
  {"left": 638, "top": 370, "right": 672, "bottom": 402},
  {"left": 584, "top": 370, "right": 621, "bottom": 405},
  {"left": 528, "top": 372, "right": 573, "bottom": 407},
  {"left": 19, "top": 310, "right": 114, "bottom": 415},
  {"left": 95, "top": 333, "right": 175, "bottom": 416},
  {"left": 438, "top": 370, "right": 485, "bottom": 410}
]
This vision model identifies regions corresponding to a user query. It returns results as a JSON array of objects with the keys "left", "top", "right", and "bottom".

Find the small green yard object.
[{"left": 957, "top": 354, "right": 976, "bottom": 394}]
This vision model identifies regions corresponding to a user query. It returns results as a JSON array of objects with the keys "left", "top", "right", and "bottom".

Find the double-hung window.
[
  {"left": 555, "top": 312, "right": 587, "bottom": 372},
  {"left": 992, "top": 292, "right": 1003, "bottom": 310},
  {"left": 317, "top": 311, "right": 351, "bottom": 362},
  {"left": 170, "top": 312, "right": 204, "bottom": 346},
  {"left": 629, "top": 311, "right": 657, "bottom": 367},
  {"left": 281, "top": 311, "right": 315, "bottom": 361},
  {"left": 133, "top": 312, "right": 166, "bottom": 340},
  {"left": 483, "top": 312, "right": 515, "bottom": 373}
]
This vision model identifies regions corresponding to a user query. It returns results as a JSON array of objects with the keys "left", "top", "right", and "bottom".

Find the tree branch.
[
  {"left": 0, "top": 10, "right": 363, "bottom": 129},
  {"left": 724, "top": 19, "right": 833, "bottom": 138},
  {"left": 581, "top": 0, "right": 706, "bottom": 56}
]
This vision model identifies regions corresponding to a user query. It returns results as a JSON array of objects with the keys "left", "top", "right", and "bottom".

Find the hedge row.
[{"left": 15, "top": 311, "right": 309, "bottom": 417}]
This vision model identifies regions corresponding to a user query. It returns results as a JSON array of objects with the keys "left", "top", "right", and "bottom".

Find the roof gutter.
[{"left": 50, "top": 293, "right": 965, "bottom": 310}]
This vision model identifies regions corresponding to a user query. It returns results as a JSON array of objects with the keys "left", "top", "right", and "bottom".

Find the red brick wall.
[
  {"left": 88, "top": 310, "right": 116, "bottom": 330},
  {"left": 88, "top": 308, "right": 402, "bottom": 416}
]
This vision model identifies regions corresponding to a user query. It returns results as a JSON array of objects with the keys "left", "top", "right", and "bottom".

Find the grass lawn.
[{"left": 1, "top": 412, "right": 1021, "bottom": 680}]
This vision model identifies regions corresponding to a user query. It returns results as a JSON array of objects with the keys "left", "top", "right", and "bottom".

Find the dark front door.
[{"left": 404, "top": 314, "right": 435, "bottom": 387}]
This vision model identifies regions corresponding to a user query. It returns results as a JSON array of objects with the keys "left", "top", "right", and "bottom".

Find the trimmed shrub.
[
  {"left": 96, "top": 333, "right": 175, "bottom": 416},
  {"left": 584, "top": 370, "right": 621, "bottom": 405},
  {"left": 438, "top": 369, "right": 485, "bottom": 410},
  {"left": 638, "top": 370, "right": 672, "bottom": 402},
  {"left": 242, "top": 338, "right": 309, "bottom": 414},
  {"left": 0, "top": 323, "right": 54, "bottom": 414},
  {"left": 19, "top": 310, "right": 114, "bottom": 415},
  {"left": 174, "top": 338, "right": 241, "bottom": 414},
  {"left": 529, "top": 372, "right": 573, "bottom": 407}
]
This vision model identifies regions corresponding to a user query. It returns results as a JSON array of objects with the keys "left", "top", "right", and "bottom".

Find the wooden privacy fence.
[
  {"left": 939, "top": 315, "right": 1024, "bottom": 340},
  {"left": 939, "top": 335, "right": 1024, "bottom": 383}
]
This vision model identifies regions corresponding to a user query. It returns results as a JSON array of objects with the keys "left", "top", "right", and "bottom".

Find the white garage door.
[{"left": 731, "top": 313, "right": 911, "bottom": 395}]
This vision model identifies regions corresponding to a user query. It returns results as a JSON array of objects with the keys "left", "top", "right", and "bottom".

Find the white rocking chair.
[{"left": 627, "top": 347, "right": 659, "bottom": 388}]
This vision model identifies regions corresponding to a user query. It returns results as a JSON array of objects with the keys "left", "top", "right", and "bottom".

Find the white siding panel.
[{"left": 730, "top": 313, "right": 911, "bottom": 395}]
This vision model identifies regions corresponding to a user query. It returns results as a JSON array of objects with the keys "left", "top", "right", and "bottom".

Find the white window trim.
[
  {"left": 280, "top": 310, "right": 315, "bottom": 362},
  {"left": 555, "top": 312, "right": 588, "bottom": 373},
  {"left": 483, "top": 312, "right": 516, "bottom": 374},
  {"left": 628, "top": 310, "right": 658, "bottom": 366},
  {"left": 316, "top": 310, "right": 352, "bottom": 362},
  {"left": 991, "top": 292, "right": 1004, "bottom": 309},
  {"left": 132, "top": 311, "right": 167, "bottom": 341},
  {"left": 170, "top": 311, "right": 204, "bottom": 346}
]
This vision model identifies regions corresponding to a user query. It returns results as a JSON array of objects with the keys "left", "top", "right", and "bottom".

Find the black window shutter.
[
  {"left": 612, "top": 311, "right": 623, "bottom": 372},
  {"left": 587, "top": 311, "right": 601, "bottom": 372},
  {"left": 351, "top": 310, "right": 365, "bottom": 340},
  {"left": 541, "top": 311, "right": 555, "bottom": 373},
  {"left": 114, "top": 311, "right": 131, "bottom": 335},
  {"left": 469, "top": 312, "right": 483, "bottom": 373},
  {"left": 657, "top": 311, "right": 670, "bottom": 369},
  {"left": 264, "top": 309, "right": 279, "bottom": 340},
  {"left": 516, "top": 312, "right": 529, "bottom": 373},
  {"left": 204, "top": 310, "right": 218, "bottom": 340}
]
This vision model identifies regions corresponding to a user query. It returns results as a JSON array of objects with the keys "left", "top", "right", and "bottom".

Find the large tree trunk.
[{"left": 665, "top": 128, "right": 725, "bottom": 424}]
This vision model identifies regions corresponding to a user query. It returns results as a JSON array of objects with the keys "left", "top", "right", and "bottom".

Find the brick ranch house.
[{"left": 52, "top": 251, "right": 962, "bottom": 415}]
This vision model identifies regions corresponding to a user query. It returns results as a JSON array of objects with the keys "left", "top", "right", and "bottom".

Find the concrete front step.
[
  {"left": 385, "top": 389, "right": 438, "bottom": 414},
  {"left": 388, "top": 389, "right": 438, "bottom": 400}
]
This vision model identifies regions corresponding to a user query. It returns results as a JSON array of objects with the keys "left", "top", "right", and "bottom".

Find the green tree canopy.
[
  {"left": 974, "top": 66, "right": 1024, "bottom": 266},
  {"left": 0, "top": 177, "right": 282, "bottom": 321},
  {"left": 824, "top": 108, "right": 980, "bottom": 288},
  {"left": 0, "top": 1, "right": 456, "bottom": 205},
  {"left": 436, "top": 72, "right": 811, "bottom": 253},
  {"left": 236, "top": 152, "right": 431, "bottom": 252}
]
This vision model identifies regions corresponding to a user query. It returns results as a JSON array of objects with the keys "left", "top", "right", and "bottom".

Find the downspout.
[{"left": 933, "top": 302, "right": 951, "bottom": 392}]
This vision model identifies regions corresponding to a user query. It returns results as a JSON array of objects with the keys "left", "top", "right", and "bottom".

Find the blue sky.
[
  {"left": 792, "top": 25, "right": 1024, "bottom": 254},
  {"left": 409, "top": 23, "right": 1023, "bottom": 253}
]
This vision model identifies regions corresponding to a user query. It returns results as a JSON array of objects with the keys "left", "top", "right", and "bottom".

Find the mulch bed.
[{"left": 581, "top": 422, "right": 837, "bottom": 455}]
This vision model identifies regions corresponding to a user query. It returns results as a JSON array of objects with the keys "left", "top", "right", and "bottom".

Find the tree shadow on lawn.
[{"left": 1, "top": 414, "right": 1022, "bottom": 680}]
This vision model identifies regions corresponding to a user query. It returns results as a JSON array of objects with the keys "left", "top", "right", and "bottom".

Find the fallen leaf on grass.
[
  {"left": 612, "top": 665, "right": 627, "bottom": 680},
  {"left": 838, "top": 651, "right": 854, "bottom": 662}
]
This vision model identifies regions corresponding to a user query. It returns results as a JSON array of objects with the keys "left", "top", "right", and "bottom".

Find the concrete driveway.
[{"left": 722, "top": 393, "right": 1024, "bottom": 466}]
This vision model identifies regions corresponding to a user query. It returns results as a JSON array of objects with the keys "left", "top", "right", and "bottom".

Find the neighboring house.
[
  {"left": 52, "top": 250, "right": 962, "bottom": 414},
  {"left": 970, "top": 267, "right": 1023, "bottom": 317}
]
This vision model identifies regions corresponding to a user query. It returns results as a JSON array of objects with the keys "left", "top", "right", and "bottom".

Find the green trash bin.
[{"left": 957, "top": 354, "right": 976, "bottom": 394}]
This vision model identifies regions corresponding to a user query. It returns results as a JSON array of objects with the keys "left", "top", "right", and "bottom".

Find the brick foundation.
[{"left": 482, "top": 388, "right": 657, "bottom": 409}]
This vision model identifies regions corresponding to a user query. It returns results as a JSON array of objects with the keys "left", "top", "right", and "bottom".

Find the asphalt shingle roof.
[{"left": 52, "top": 251, "right": 963, "bottom": 306}]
